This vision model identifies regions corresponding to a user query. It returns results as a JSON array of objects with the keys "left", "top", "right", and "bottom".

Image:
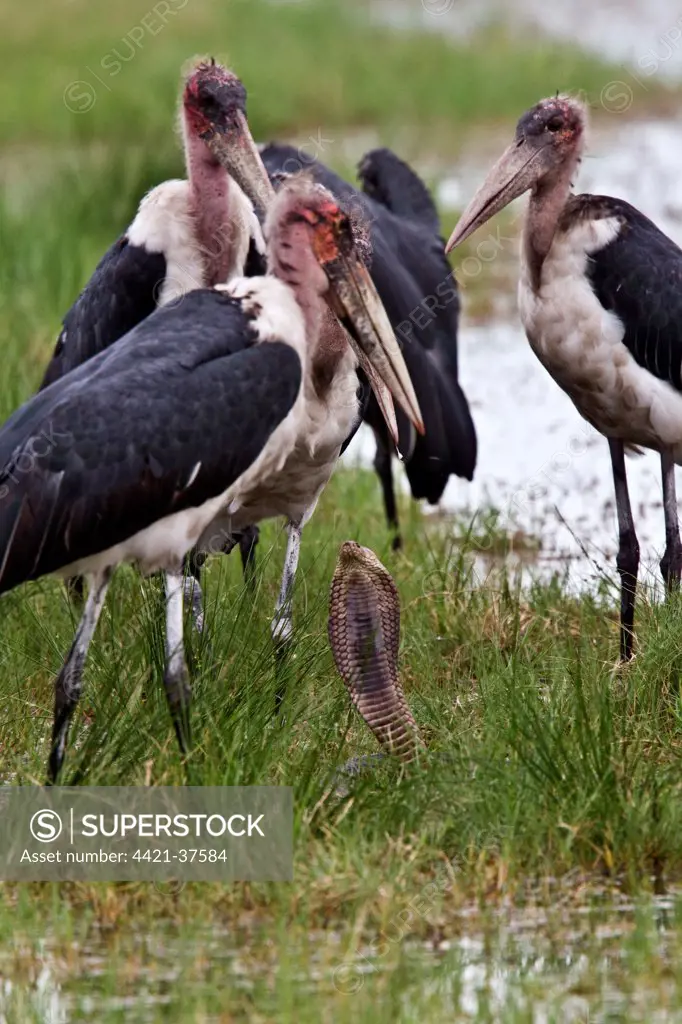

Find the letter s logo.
[{"left": 30, "top": 809, "right": 63, "bottom": 843}]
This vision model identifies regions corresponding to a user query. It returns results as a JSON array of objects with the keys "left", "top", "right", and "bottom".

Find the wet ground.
[
  {"left": 3, "top": 887, "right": 681, "bottom": 1021},
  {"left": 6, "top": 8, "right": 682, "bottom": 1023},
  {"left": 345, "top": 113, "right": 682, "bottom": 593}
]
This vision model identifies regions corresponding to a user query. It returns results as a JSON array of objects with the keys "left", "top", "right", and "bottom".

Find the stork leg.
[
  {"left": 164, "top": 571, "right": 192, "bottom": 752},
  {"left": 182, "top": 554, "right": 206, "bottom": 636},
  {"left": 374, "top": 432, "right": 401, "bottom": 551},
  {"left": 238, "top": 525, "right": 260, "bottom": 588},
  {"left": 609, "top": 439, "right": 640, "bottom": 662},
  {"left": 48, "top": 568, "right": 112, "bottom": 784},
  {"left": 272, "top": 521, "right": 302, "bottom": 649},
  {"left": 180, "top": 526, "right": 260, "bottom": 667},
  {"left": 660, "top": 453, "right": 682, "bottom": 595},
  {"left": 272, "top": 520, "right": 303, "bottom": 711}
]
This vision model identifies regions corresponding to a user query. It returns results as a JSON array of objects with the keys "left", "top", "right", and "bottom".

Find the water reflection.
[{"left": 3, "top": 890, "right": 681, "bottom": 1021}]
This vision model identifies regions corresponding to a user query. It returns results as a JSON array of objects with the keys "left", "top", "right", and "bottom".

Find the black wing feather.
[
  {"left": 40, "top": 237, "right": 167, "bottom": 389},
  {"left": 260, "top": 144, "right": 477, "bottom": 495},
  {"left": 0, "top": 290, "right": 301, "bottom": 594},
  {"left": 243, "top": 235, "right": 268, "bottom": 278},
  {"left": 582, "top": 194, "right": 682, "bottom": 393},
  {"left": 358, "top": 148, "right": 441, "bottom": 236}
]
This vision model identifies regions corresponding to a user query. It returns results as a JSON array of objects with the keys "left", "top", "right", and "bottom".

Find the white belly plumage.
[
  {"left": 518, "top": 215, "right": 682, "bottom": 460},
  {"left": 198, "top": 354, "right": 360, "bottom": 545},
  {"left": 58, "top": 276, "right": 312, "bottom": 580},
  {"left": 59, "top": 375, "right": 306, "bottom": 580},
  {"left": 59, "top": 306, "right": 360, "bottom": 580}
]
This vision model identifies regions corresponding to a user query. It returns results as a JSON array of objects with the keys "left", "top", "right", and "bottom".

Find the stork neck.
[
  {"left": 268, "top": 221, "right": 331, "bottom": 356},
  {"left": 311, "top": 309, "right": 352, "bottom": 399},
  {"left": 183, "top": 121, "right": 239, "bottom": 286},
  {"left": 524, "top": 152, "right": 580, "bottom": 292}
]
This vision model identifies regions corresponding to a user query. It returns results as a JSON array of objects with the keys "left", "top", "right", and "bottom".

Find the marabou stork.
[
  {"left": 211, "top": 141, "right": 477, "bottom": 550},
  {"left": 0, "top": 175, "right": 421, "bottom": 782},
  {"left": 446, "top": 94, "right": 682, "bottom": 661},
  {"left": 44, "top": 58, "right": 265, "bottom": 584}
]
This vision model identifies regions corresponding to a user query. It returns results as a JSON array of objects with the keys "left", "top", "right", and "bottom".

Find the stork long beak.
[
  {"left": 445, "top": 138, "right": 548, "bottom": 252},
  {"left": 205, "top": 110, "right": 275, "bottom": 222},
  {"left": 354, "top": 350, "right": 400, "bottom": 447},
  {"left": 324, "top": 255, "right": 424, "bottom": 437}
]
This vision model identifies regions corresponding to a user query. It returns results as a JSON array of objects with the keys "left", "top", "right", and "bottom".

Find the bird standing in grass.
[
  {"left": 0, "top": 175, "right": 421, "bottom": 782},
  {"left": 232, "top": 143, "right": 478, "bottom": 550},
  {"left": 44, "top": 58, "right": 266, "bottom": 588},
  {"left": 447, "top": 94, "right": 682, "bottom": 661}
]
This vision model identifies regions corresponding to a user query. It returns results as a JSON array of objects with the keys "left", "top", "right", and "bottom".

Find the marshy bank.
[
  {"left": 3, "top": 882, "right": 682, "bottom": 1021},
  {"left": 3, "top": 2, "right": 682, "bottom": 1021}
]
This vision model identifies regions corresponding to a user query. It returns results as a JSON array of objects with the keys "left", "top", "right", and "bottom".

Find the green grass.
[
  {"left": 0, "top": 0, "right": 668, "bottom": 157},
  {"left": 2, "top": 6, "right": 682, "bottom": 1019},
  {"left": 6, "top": 462, "right": 682, "bottom": 879}
]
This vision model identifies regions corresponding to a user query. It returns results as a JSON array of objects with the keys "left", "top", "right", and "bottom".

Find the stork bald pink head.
[
  {"left": 266, "top": 176, "right": 424, "bottom": 438},
  {"left": 446, "top": 94, "right": 587, "bottom": 253},
  {"left": 182, "top": 58, "right": 275, "bottom": 222},
  {"left": 182, "top": 59, "right": 247, "bottom": 142}
]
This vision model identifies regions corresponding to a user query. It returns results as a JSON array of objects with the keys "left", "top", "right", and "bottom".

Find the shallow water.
[
  {"left": 346, "top": 115, "right": 682, "bottom": 593},
  {"left": 372, "top": 0, "right": 682, "bottom": 79},
  {"left": 402, "top": 888, "right": 682, "bottom": 1021},
  {"left": 3, "top": 889, "right": 682, "bottom": 1021}
]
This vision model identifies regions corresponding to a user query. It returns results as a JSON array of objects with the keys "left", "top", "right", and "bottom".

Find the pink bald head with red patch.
[{"left": 182, "top": 59, "right": 248, "bottom": 140}]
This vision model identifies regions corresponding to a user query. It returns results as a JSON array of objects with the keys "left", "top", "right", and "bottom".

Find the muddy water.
[{"left": 344, "top": 116, "right": 682, "bottom": 592}]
